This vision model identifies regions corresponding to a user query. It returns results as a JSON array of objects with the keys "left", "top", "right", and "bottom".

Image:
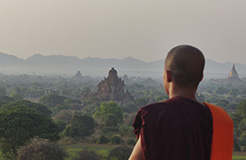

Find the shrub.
[
  {"left": 73, "top": 150, "right": 101, "bottom": 160},
  {"left": 108, "top": 146, "right": 132, "bottom": 160},
  {"left": 96, "top": 136, "right": 109, "bottom": 144},
  {"left": 111, "top": 136, "right": 123, "bottom": 144},
  {"left": 126, "top": 139, "right": 136, "bottom": 146},
  {"left": 18, "top": 137, "right": 67, "bottom": 160}
]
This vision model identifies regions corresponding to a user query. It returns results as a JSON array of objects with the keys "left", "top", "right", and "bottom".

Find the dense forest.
[{"left": 0, "top": 73, "right": 245, "bottom": 160}]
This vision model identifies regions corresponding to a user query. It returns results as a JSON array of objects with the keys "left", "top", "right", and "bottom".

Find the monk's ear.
[
  {"left": 200, "top": 74, "right": 204, "bottom": 82},
  {"left": 166, "top": 71, "right": 172, "bottom": 82}
]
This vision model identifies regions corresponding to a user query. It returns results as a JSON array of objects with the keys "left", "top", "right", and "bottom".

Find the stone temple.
[{"left": 97, "top": 67, "right": 133, "bottom": 103}]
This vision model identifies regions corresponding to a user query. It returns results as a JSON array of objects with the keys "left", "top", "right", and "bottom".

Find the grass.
[
  {"left": 62, "top": 143, "right": 246, "bottom": 160},
  {"left": 61, "top": 143, "right": 132, "bottom": 160},
  {"left": 233, "top": 152, "right": 246, "bottom": 160}
]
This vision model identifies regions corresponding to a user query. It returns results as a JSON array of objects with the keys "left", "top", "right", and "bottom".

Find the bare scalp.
[{"left": 165, "top": 45, "right": 205, "bottom": 87}]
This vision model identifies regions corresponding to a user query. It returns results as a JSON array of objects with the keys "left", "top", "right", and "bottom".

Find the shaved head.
[{"left": 165, "top": 45, "right": 205, "bottom": 87}]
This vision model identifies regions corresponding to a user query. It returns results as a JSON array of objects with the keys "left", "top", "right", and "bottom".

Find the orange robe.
[{"left": 204, "top": 103, "right": 234, "bottom": 160}]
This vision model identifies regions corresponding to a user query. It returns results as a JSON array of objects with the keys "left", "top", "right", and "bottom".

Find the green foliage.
[
  {"left": 9, "top": 92, "right": 24, "bottom": 101},
  {"left": 111, "top": 136, "right": 123, "bottom": 144},
  {"left": 237, "top": 100, "right": 246, "bottom": 119},
  {"left": 18, "top": 137, "right": 67, "bottom": 160},
  {"left": 63, "top": 113, "right": 94, "bottom": 138},
  {"left": 0, "top": 106, "right": 59, "bottom": 159},
  {"left": 93, "top": 101, "right": 123, "bottom": 127},
  {"left": 53, "top": 110, "right": 73, "bottom": 123},
  {"left": 101, "top": 127, "right": 118, "bottom": 135},
  {"left": 0, "top": 86, "right": 6, "bottom": 96},
  {"left": 108, "top": 146, "right": 132, "bottom": 160},
  {"left": 0, "top": 96, "right": 15, "bottom": 107},
  {"left": 64, "top": 98, "right": 81, "bottom": 105},
  {"left": 119, "top": 125, "right": 134, "bottom": 137},
  {"left": 126, "top": 139, "right": 136, "bottom": 145},
  {"left": 39, "top": 94, "right": 68, "bottom": 108},
  {"left": 52, "top": 104, "right": 71, "bottom": 114},
  {"left": 97, "top": 136, "right": 110, "bottom": 144},
  {"left": 54, "top": 119, "right": 67, "bottom": 133},
  {"left": 83, "top": 96, "right": 101, "bottom": 114},
  {"left": 134, "top": 98, "right": 148, "bottom": 107},
  {"left": 1, "top": 100, "right": 52, "bottom": 116},
  {"left": 73, "top": 150, "right": 102, "bottom": 160},
  {"left": 216, "top": 99, "right": 230, "bottom": 108},
  {"left": 215, "top": 87, "right": 228, "bottom": 95},
  {"left": 229, "top": 88, "right": 240, "bottom": 97},
  {"left": 122, "top": 103, "right": 138, "bottom": 113}
]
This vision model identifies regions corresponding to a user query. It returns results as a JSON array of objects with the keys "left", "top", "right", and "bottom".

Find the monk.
[{"left": 129, "top": 45, "right": 233, "bottom": 160}]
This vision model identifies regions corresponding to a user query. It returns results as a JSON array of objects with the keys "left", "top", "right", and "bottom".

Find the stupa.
[{"left": 227, "top": 65, "right": 241, "bottom": 82}]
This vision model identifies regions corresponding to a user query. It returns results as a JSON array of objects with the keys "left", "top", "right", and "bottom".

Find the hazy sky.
[{"left": 0, "top": 0, "right": 245, "bottom": 63}]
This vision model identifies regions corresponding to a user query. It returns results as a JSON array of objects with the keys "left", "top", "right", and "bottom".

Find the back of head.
[{"left": 165, "top": 45, "right": 205, "bottom": 88}]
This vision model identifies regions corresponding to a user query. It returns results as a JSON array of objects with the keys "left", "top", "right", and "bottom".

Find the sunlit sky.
[{"left": 0, "top": 0, "right": 245, "bottom": 63}]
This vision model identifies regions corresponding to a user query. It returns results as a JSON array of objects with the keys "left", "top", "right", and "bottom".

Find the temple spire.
[{"left": 228, "top": 64, "right": 239, "bottom": 78}]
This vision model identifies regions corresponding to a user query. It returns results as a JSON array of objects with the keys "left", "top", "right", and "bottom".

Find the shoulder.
[
  {"left": 138, "top": 99, "right": 177, "bottom": 117},
  {"left": 137, "top": 99, "right": 177, "bottom": 117},
  {"left": 203, "top": 102, "right": 233, "bottom": 123}
]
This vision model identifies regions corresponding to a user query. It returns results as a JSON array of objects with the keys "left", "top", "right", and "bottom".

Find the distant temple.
[
  {"left": 97, "top": 67, "right": 133, "bottom": 104},
  {"left": 227, "top": 65, "right": 241, "bottom": 82},
  {"left": 73, "top": 71, "right": 82, "bottom": 80}
]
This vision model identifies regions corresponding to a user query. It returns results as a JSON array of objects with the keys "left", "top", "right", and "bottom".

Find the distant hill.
[{"left": 0, "top": 52, "right": 245, "bottom": 78}]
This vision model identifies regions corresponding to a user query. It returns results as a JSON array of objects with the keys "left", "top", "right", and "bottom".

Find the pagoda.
[
  {"left": 97, "top": 67, "right": 133, "bottom": 103},
  {"left": 227, "top": 65, "right": 241, "bottom": 82}
]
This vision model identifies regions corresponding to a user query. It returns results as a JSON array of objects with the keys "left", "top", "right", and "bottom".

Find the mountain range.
[{"left": 0, "top": 52, "right": 245, "bottom": 79}]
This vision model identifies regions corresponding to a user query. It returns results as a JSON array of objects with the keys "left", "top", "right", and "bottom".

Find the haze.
[{"left": 0, "top": 0, "right": 245, "bottom": 63}]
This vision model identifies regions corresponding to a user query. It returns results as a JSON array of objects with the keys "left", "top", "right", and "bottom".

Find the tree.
[
  {"left": 134, "top": 98, "right": 148, "bottom": 108},
  {"left": 108, "top": 146, "right": 132, "bottom": 160},
  {"left": 1, "top": 100, "right": 52, "bottom": 117},
  {"left": 237, "top": 100, "right": 246, "bottom": 119},
  {"left": 18, "top": 137, "right": 66, "bottom": 160},
  {"left": 39, "top": 94, "right": 67, "bottom": 108},
  {"left": 0, "top": 96, "right": 15, "bottom": 107},
  {"left": 0, "top": 106, "right": 59, "bottom": 159},
  {"left": 54, "top": 120, "right": 67, "bottom": 133},
  {"left": 53, "top": 110, "right": 73, "bottom": 123},
  {"left": 216, "top": 99, "right": 229, "bottom": 108},
  {"left": 63, "top": 113, "right": 94, "bottom": 138},
  {"left": 0, "top": 86, "right": 6, "bottom": 96},
  {"left": 229, "top": 88, "right": 239, "bottom": 97},
  {"left": 215, "top": 87, "right": 228, "bottom": 95},
  {"left": 93, "top": 101, "right": 123, "bottom": 127},
  {"left": 9, "top": 92, "right": 24, "bottom": 101}
]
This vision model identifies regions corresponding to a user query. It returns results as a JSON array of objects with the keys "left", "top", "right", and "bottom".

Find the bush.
[
  {"left": 111, "top": 136, "right": 123, "bottom": 144},
  {"left": 126, "top": 139, "right": 136, "bottom": 146},
  {"left": 101, "top": 127, "right": 118, "bottom": 135},
  {"left": 73, "top": 150, "right": 101, "bottom": 160},
  {"left": 108, "top": 146, "right": 132, "bottom": 160},
  {"left": 54, "top": 119, "right": 67, "bottom": 133},
  {"left": 63, "top": 114, "right": 94, "bottom": 138},
  {"left": 18, "top": 137, "right": 67, "bottom": 160},
  {"left": 96, "top": 136, "right": 109, "bottom": 144}
]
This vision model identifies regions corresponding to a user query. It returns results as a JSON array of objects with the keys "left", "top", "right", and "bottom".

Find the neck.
[{"left": 168, "top": 83, "right": 197, "bottom": 101}]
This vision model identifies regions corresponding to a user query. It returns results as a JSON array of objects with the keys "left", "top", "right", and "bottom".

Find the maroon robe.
[{"left": 133, "top": 96, "right": 213, "bottom": 160}]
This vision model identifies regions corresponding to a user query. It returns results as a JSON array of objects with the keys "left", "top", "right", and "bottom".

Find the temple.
[
  {"left": 97, "top": 67, "right": 133, "bottom": 104},
  {"left": 227, "top": 64, "right": 241, "bottom": 82},
  {"left": 73, "top": 71, "right": 82, "bottom": 80}
]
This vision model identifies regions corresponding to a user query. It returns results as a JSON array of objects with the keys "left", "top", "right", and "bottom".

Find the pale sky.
[{"left": 0, "top": 0, "right": 245, "bottom": 63}]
